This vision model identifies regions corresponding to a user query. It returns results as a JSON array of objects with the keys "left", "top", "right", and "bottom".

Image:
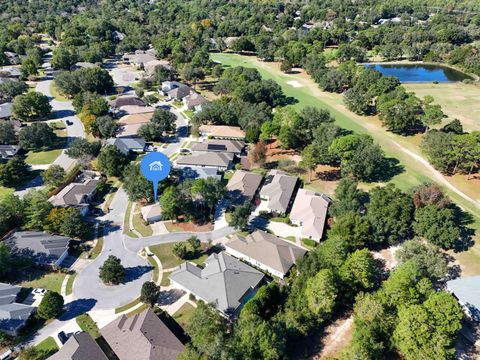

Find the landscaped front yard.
[
  {"left": 25, "top": 129, "right": 68, "bottom": 165},
  {"left": 132, "top": 206, "right": 153, "bottom": 237},
  {"left": 149, "top": 242, "right": 210, "bottom": 269},
  {"left": 21, "top": 271, "right": 66, "bottom": 293}
]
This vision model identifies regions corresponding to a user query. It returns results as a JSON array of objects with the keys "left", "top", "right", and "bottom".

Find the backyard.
[
  {"left": 211, "top": 53, "right": 480, "bottom": 275},
  {"left": 21, "top": 271, "right": 66, "bottom": 293},
  {"left": 149, "top": 242, "right": 210, "bottom": 269},
  {"left": 25, "top": 127, "right": 68, "bottom": 165}
]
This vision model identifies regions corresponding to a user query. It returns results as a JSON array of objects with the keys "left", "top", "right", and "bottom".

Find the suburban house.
[
  {"left": 259, "top": 170, "right": 299, "bottom": 215},
  {"left": 178, "top": 166, "right": 222, "bottom": 181},
  {"left": 71, "top": 62, "right": 97, "bottom": 70},
  {"left": 290, "top": 189, "right": 331, "bottom": 242},
  {"left": 4, "top": 231, "right": 71, "bottom": 267},
  {"left": 160, "top": 81, "right": 186, "bottom": 95},
  {"left": 0, "top": 67, "right": 21, "bottom": 78},
  {"left": 143, "top": 59, "right": 171, "bottom": 76},
  {"left": 0, "top": 102, "right": 12, "bottom": 119},
  {"left": 191, "top": 139, "right": 245, "bottom": 156},
  {"left": 117, "top": 112, "right": 154, "bottom": 137},
  {"left": 0, "top": 283, "right": 35, "bottom": 336},
  {"left": 122, "top": 49, "right": 158, "bottom": 67},
  {"left": 169, "top": 251, "right": 264, "bottom": 317},
  {"left": 166, "top": 85, "right": 191, "bottom": 101},
  {"left": 226, "top": 170, "right": 263, "bottom": 202},
  {"left": 118, "top": 105, "right": 154, "bottom": 116},
  {"left": 49, "top": 332, "right": 108, "bottom": 360},
  {"left": 447, "top": 276, "right": 480, "bottom": 322},
  {"left": 175, "top": 152, "right": 234, "bottom": 171},
  {"left": 49, "top": 178, "right": 100, "bottom": 216},
  {"left": 3, "top": 52, "right": 20, "bottom": 65},
  {"left": 141, "top": 204, "right": 162, "bottom": 223},
  {"left": 183, "top": 92, "right": 208, "bottom": 112},
  {"left": 101, "top": 308, "right": 184, "bottom": 360},
  {"left": 0, "top": 145, "right": 20, "bottom": 160},
  {"left": 225, "top": 230, "right": 307, "bottom": 279},
  {"left": 198, "top": 125, "right": 246, "bottom": 140},
  {"left": 109, "top": 95, "right": 146, "bottom": 109},
  {"left": 106, "top": 137, "right": 146, "bottom": 155}
]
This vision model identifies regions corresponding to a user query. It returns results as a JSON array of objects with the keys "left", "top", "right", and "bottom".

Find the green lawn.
[
  {"left": 173, "top": 303, "right": 196, "bottom": 329},
  {"left": 115, "top": 297, "right": 141, "bottom": 314},
  {"left": 0, "top": 186, "right": 14, "bottom": 199},
  {"left": 25, "top": 130, "right": 67, "bottom": 165},
  {"left": 211, "top": 52, "right": 480, "bottom": 275},
  {"left": 49, "top": 82, "right": 70, "bottom": 102},
  {"left": 76, "top": 313, "right": 100, "bottom": 338},
  {"left": 149, "top": 243, "right": 209, "bottom": 269},
  {"left": 123, "top": 202, "right": 138, "bottom": 238},
  {"left": 161, "top": 271, "right": 172, "bottom": 286},
  {"left": 21, "top": 272, "right": 66, "bottom": 293},
  {"left": 133, "top": 207, "right": 153, "bottom": 237},
  {"left": 147, "top": 256, "right": 159, "bottom": 283},
  {"left": 34, "top": 336, "right": 58, "bottom": 358},
  {"left": 65, "top": 272, "right": 77, "bottom": 296},
  {"left": 89, "top": 232, "right": 104, "bottom": 260}
]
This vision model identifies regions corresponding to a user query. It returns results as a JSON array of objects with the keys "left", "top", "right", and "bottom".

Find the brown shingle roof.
[
  {"left": 226, "top": 170, "right": 263, "bottom": 199},
  {"left": 101, "top": 308, "right": 184, "bottom": 360}
]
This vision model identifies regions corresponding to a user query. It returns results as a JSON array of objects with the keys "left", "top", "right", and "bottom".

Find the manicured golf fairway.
[{"left": 211, "top": 52, "right": 480, "bottom": 274}]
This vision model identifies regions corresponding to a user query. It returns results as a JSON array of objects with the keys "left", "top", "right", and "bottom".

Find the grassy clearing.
[
  {"left": 34, "top": 336, "right": 58, "bottom": 358},
  {"left": 211, "top": 53, "right": 480, "bottom": 275},
  {"left": 173, "top": 303, "right": 196, "bottom": 329},
  {"left": 49, "top": 82, "right": 69, "bottom": 102},
  {"left": 133, "top": 206, "right": 153, "bottom": 237},
  {"left": 149, "top": 242, "right": 209, "bottom": 269},
  {"left": 404, "top": 82, "right": 480, "bottom": 132},
  {"left": 0, "top": 186, "right": 14, "bottom": 199},
  {"left": 65, "top": 272, "right": 77, "bottom": 296},
  {"left": 89, "top": 236, "right": 103, "bottom": 260},
  {"left": 123, "top": 202, "right": 138, "bottom": 238},
  {"left": 115, "top": 297, "right": 141, "bottom": 314},
  {"left": 76, "top": 313, "right": 100, "bottom": 338},
  {"left": 21, "top": 272, "right": 66, "bottom": 293}
]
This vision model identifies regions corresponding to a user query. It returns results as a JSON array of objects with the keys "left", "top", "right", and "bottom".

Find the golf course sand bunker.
[{"left": 287, "top": 80, "right": 303, "bottom": 88}]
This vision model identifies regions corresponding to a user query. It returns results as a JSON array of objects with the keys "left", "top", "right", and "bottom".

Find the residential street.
[{"left": 14, "top": 77, "right": 85, "bottom": 198}]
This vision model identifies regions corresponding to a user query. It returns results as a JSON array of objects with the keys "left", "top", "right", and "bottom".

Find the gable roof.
[
  {"left": 167, "top": 85, "right": 191, "bottom": 100},
  {"left": 226, "top": 170, "right": 263, "bottom": 199},
  {"left": 49, "top": 332, "right": 108, "bottom": 360},
  {"left": 4, "top": 231, "right": 70, "bottom": 266},
  {"left": 175, "top": 152, "right": 233, "bottom": 168},
  {"left": 191, "top": 139, "right": 244, "bottom": 154},
  {"left": 118, "top": 112, "right": 154, "bottom": 125},
  {"left": 170, "top": 252, "right": 264, "bottom": 315},
  {"left": 226, "top": 230, "right": 306, "bottom": 275},
  {"left": 0, "top": 283, "right": 35, "bottom": 335},
  {"left": 184, "top": 92, "right": 208, "bottom": 108},
  {"left": 106, "top": 137, "right": 145, "bottom": 154},
  {"left": 0, "top": 102, "right": 13, "bottom": 119},
  {"left": 290, "top": 189, "right": 330, "bottom": 240},
  {"left": 198, "top": 125, "right": 245, "bottom": 139},
  {"left": 109, "top": 96, "right": 145, "bottom": 108},
  {"left": 447, "top": 276, "right": 480, "bottom": 319},
  {"left": 49, "top": 179, "right": 99, "bottom": 208},
  {"left": 259, "top": 170, "right": 298, "bottom": 213},
  {"left": 101, "top": 308, "right": 184, "bottom": 360},
  {"left": 0, "top": 145, "right": 19, "bottom": 159}
]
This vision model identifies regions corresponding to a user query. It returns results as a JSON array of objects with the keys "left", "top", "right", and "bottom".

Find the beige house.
[
  {"left": 226, "top": 170, "right": 263, "bottom": 201},
  {"left": 198, "top": 125, "right": 246, "bottom": 140},
  {"left": 259, "top": 170, "right": 298, "bottom": 214},
  {"left": 290, "top": 189, "right": 331, "bottom": 241},
  {"left": 225, "top": 230, "right": 306, "bottom": 279}
]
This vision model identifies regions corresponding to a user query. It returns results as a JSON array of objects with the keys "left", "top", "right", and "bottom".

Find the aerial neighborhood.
[{"left": 0, "top": 1, "right": 479, "bottom": 359}]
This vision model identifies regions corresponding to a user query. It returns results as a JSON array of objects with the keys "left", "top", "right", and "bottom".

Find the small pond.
[{"left": 364, "top": 63, "right": 472, "bottom": 83}]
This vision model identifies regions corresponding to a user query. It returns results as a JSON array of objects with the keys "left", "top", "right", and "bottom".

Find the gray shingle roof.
[
  {"left": 170, "top": 252, "right": 264, "bottom": 315},
  {"left": 49, "top": 179, "right": 99, "bottom": 208},
  {"left": 259, "top": 170, "right": 298, "bottom": 213},
  {"left": 0, "top": 283, "right": 35, "bottom": 335},
  {"left": 106, "top": 137, "right": 146, "bottom": 155},
  {"left": 447, "top": 276, "right": 480, "bottom": 320},
  {"left": 191, "top": 139, "right": 244, "bottom": 155},
  {"left": 4, "top": 231, "right": 71, "bottom": 266},
  {"left": 226, "top": 170, "right": 263, "bottom": 199},
  {"left": 109, "top": 96, "right": 146, "bottom": 108},
  {"left": 0, "top": 102, "right": 13, "bottom": 119},
  {"left": 0, "top": 145, "right": 19, "bottom": 159},
  {"left": 175, "top": 152, "right": 233, "bottom": 168},
  {"left": 101, "top": 308, "right": 184, "bottom": 360},
  {"left": 167, "top": 85, "right": 191, "bottom": 100},
  {"left": 48, "top": 332, "right": 108, "bottom": 360},
  {"left": 226, "top": 230, "right": 306, "bottom": 275}
]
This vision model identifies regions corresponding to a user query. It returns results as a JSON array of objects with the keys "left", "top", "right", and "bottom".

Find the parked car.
[
  {"left": 33, "top": 288, "right": 46, "bottom": 295},
  {"left": 65, "top": 120, "right": 73, "bottom": 126}
]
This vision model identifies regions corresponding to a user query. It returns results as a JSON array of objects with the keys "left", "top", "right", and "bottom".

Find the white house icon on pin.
[{"left": 149, "top": 161, "right": 163, "bottom": 171}]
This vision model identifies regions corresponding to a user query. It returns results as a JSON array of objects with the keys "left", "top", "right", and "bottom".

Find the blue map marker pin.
[{"left": 140, "top": 152, "right": 171, "bottom": 202}]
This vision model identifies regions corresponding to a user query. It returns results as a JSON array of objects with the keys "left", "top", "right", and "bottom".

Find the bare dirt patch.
[{"left": 313, "top": 314, "right": 354, "bottom": 360}]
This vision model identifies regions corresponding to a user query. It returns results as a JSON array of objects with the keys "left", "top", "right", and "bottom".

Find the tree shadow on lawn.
[
  {"left": 450, "top": 203, "right": 476, "bottom": 253},
  {"left": 51, "top": 109, "right": 75, "bottom": 119},
  {"left": 123, "top": 265, "right": 153, "bottom": 284},
  {"left": 368, "top": 157, "right": 405, "bottom": 182}
]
